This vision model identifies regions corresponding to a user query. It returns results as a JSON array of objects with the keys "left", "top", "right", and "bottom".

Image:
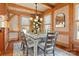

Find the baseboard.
[{"left": 56, "top": 41, "right": 69, "bottom": 48}]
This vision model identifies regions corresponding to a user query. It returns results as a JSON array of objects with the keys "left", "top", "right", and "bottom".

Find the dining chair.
[
  {"left": 38, "top": 32, "right": 58, "bottom": 56},
  {"left": 25, "top": 35, "right": 35, "bottom": 55},
  {"left": 19, "top": 31, "right": 35, "bottom": 56},
  {"left": 19, "top": 31, "right": 28, "bottom": 55}
]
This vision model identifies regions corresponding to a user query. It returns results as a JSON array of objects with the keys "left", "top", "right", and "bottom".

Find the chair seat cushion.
[
  {"left": 38, "top": 42, "right": 54, "bottom": 50},
  {"left": 38, "top": 42, "right": 45, "bottom": 49}
]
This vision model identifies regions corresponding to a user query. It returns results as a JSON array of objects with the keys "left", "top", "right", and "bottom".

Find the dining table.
[{"left": 25, "top": 32, "right": 47, "bottom": 56}]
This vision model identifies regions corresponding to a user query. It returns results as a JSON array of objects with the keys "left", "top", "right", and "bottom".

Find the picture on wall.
[{"left": 56, "top": 13, "right": 65, "bottom": 27}]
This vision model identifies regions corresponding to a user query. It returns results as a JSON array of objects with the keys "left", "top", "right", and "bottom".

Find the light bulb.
[
  {"left": 40, "top": 18, "right": 43, "bottom": 21},
  {"left": 34, "top": 19, "right": 38, "bottom": 22},
  {"left": 36, "top": 16, "right": 39, "bottom": 19},
  {"left": 30, "top": 17, "right": 33, "bottom": 21}
]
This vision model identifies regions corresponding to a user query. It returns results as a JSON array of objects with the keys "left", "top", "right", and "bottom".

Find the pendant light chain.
[{"left": 35, "top": 3, "right": 37, "bottom": 16}]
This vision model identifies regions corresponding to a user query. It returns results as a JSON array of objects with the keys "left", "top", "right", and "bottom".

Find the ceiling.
[
  {"left": 16, "top": 3, "right": 48, "bottom": 11},
  {"left": 7, "top": 3, "right": 56, "bottom": 15}
]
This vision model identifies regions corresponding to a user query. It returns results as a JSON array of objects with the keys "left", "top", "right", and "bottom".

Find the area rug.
[{"left": 13, "top": 42, "right": 75, "bottom": 56}]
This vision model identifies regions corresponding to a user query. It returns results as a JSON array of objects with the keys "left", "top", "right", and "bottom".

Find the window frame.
[
  {"left": 21, "top": 16, "right": 30, "bottom": 32},
  {"left": 75, "top": 4, "right": 79, "bottom": 40},
  {"left": 44, "top": 14, "right": 52, "bottom": 32},
  {"left": 0, "top": 15, "right": 5, "bottom": 27}
]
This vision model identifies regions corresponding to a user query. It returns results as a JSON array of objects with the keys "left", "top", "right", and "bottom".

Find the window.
[
  {"left": 44, "top": 15, "right": 51, "bottom": 33},
  {"left": 44, "top": 15, "right": 51, "bottom": 24},
  {"left": 76, "top": 22, "right": 79, "bottom": 39},
  {"left": 21, "top": 16, "right": 30, "bottom": 33},
  {"left": 21, "top": 17, "right": 30, "bottom": 25},
  {"left": 0, "top": 15, "right": 5, "bottom": 27},
  {"left": 75, "top": 5, "right": 79, "bottom": 39}
]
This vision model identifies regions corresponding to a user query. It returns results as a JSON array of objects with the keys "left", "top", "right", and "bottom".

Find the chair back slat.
[
  {"left": 19, "top": 31, "right": 28, "bottom": 45},
  {"left": 45, "top": 32, "right": 58, "bottom": 49}
]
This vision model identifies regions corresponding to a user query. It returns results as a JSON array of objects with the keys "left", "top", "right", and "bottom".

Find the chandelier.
[
  {"left": 30, "top": 3, "right": 42, "bottom": 21},
  {"left": 31, "top": 3, "right": 43, "bottom": 34}
]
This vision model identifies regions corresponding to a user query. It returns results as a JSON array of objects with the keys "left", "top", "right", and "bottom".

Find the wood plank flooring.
[{"left": 1, "top": 40, "right": 79, "bottom": 56}]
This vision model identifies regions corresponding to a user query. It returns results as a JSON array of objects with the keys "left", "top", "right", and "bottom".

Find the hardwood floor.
[
  {"left": 3, "top": 40, "right": 18, "bottom": 56},
  {"left": 56, "top": 44, "right": 79, "bottom": 56},
  {"left": 4, "top": 41, "right": 14, "bottom": 56},
  {"left": 0, "top": 40, "right": 78, "bottom": 56}
]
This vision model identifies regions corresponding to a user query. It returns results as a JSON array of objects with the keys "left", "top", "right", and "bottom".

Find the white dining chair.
[{"left": 19, "top": 31, "right": 35, "bottom": 56}]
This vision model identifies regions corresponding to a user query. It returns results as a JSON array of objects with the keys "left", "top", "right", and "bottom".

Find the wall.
[
  {"left": 0, "top": 4, "right": 7, "bottom": 14},
  {"left": 0, "top": 3, "right": 9, "bottom": 51},
  {"left": 54, "top": 5, "right": 69, "bottom": 47}
]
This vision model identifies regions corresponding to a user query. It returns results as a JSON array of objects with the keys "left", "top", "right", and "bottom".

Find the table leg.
[{"left": 34, "top": 40, "right": 38, "bottom": 56}]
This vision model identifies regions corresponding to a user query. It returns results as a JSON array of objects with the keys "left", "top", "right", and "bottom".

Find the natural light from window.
[
  {"left": 21, "top": 16, "right": 30, "bottom": 33},
  {"left": 0, "top": 15, "right": 5, "bottom": 27},
  {"left": 76, "top": 5, "right": 79, "bottom": 39},
  {"left": 44, "top": 15, "right": 51, "bottom": 33}
]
